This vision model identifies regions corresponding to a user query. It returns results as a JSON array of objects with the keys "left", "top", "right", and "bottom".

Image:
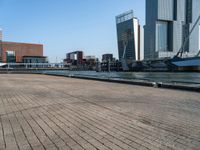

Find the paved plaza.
[{"left": 0, "top": 74, "right": 200, "bottom": 150}]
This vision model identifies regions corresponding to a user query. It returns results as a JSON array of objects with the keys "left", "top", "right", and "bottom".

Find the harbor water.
[{"left": 42, "top": 71, "right": 200, "bottom": 87}]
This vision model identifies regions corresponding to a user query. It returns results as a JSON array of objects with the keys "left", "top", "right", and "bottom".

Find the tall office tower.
[
  {"left": 116, "top": 10, "right": 140, "bottom": 64},
  {"left": 144, "top": 0, "right": 200, "bottom": 60}
]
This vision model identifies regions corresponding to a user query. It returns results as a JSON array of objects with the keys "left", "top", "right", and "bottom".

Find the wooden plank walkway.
[{"left": 0, "top": 74, "right": 200, "bottom": 150}]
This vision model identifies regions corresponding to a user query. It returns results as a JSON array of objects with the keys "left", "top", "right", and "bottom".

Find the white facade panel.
[
  {"left": 189, "top": 0, "right": 200, "bottom": 55},
  {"left": 173, "top": 21, "right": 183, "bottom": 53},
  {"left": 177, "top": 0, "right": 185, "bottom": 21},
  {"left": 158, "top": 0, "right": 174, "bottom": 21},
  {"left": 140, "top": 27, "right": 144, "bottom": 60},
  {"left": 133, "top": 18, "right": 139, "bottom": 61}
]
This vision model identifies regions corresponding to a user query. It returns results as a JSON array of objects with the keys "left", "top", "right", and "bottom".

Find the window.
[
  {"left": 199, "top": 25, "right": 200, "bottom": 50},
  {"left": 156, "top": 21, "right": 168, "bottom": 52},
  {"left": 6, "top": 50, "right": 16, "bottom": 63},
  {"left": 173, "top": 0, "right": 177, "bottom": 20}
]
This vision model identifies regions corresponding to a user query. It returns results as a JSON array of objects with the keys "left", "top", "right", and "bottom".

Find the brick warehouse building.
[{"left": 1, "top": 41, "right": 43, "bottom": 63}]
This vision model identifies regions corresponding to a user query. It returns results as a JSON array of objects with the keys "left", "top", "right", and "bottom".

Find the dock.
[{"left": 0, "top": 74, "right": 200, "bottom": 150}]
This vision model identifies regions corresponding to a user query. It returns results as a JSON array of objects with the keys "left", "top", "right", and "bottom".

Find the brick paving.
[{"left": 0, "top": 74, "right": 200, "bottom": 150}]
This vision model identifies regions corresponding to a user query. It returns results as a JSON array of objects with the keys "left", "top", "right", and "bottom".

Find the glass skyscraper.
[
  {"left": 116, "top": 10, "right": 140, "bottom": 64},
  {"left": 144, "top": 0, "right": 200, "bottom": 60}
]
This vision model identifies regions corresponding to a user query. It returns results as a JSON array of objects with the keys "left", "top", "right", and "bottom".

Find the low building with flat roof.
[
  {"left": 22, "top": 56, "right": 47, "bottom": 63},
  {"left": 1, "top": 41, "right": 43, "bottom": 63}
]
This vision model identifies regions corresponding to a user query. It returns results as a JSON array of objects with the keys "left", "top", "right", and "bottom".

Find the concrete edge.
[
  {"left": 159, "top": 83, "right": 200, "bottom": 92},
  {"left": 42, "top": 73, "right": 200, "bottom": 93},
  {"left": 0, "top": 71, "right": 199, "bottom": 92}
]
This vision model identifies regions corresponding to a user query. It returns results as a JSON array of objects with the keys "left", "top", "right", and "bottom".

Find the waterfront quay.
[{"left": 0, "top": 74, "right": 200, "bottom": 150}]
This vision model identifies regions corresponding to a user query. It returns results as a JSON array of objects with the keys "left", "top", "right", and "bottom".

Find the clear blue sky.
[{"left": 0, "top": 0, "right": 145, "bottom": 62}]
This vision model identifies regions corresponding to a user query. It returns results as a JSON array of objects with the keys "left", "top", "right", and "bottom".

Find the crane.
[
  {"left": 121, "top": 30, "right": 133, "bottom": 71},
  {"left": 121, "top": 40, "right": 129, "bottom": 71}
]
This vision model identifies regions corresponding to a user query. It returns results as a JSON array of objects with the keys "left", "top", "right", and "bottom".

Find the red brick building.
[
  {"left": 64, "top": 51, "right": 84, "bottom": 65},
  {"left": 1, "top": 41, "right": 43, "bottom": 63}
]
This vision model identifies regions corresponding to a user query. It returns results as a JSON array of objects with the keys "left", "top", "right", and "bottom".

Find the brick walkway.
[{"left": 0, "top": 74, "right": 200, "bottom": 150}]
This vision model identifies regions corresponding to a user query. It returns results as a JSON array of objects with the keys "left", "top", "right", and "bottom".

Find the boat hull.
[{"left": 167, "top": 57, "right": 200, "bottom": 71}]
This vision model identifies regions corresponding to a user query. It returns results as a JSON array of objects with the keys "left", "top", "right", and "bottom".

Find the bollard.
[{"left": 152, "top": 82, "right": 158, "bottom": 88}]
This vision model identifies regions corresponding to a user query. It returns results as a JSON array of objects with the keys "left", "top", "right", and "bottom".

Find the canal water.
[{"left": 42, "top": 71, "right": 200, "bottom": 86}]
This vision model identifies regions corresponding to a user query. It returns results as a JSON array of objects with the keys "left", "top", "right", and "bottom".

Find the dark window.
[
  {"left": 173, "top": 0, "right": 177, "bottom": 20},
  {"left": 186, "top": 0, "right": 193, "bottom": 23},
  {"left": 6, "top": 51, "right": 16, "bottom": 63}
]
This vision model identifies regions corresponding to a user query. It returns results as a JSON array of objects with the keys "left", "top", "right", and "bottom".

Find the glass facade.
[
  {"left": 156, "top": 21, "right": 168, "bottom": 52},
  {"left": 199, "top": 25, "right": 200, "bottom": 50},
  {"left": 117, "top": 20, "right": 135, "bottom": 61},
  {"left": 23, "top": 56, "right": 47, "bottom": 63},
  {"left": 6, "top": 51, "right": 16, "bottom": 63},
  {"left": 116, "top": 11, "right": 136, "bottom": 62}
]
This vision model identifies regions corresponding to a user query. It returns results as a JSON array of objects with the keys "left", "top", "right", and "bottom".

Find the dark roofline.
[
  {"left": 102, "top": 53, "right": 113, "bottom": 55},
  {"left": 67, "top": 51, "right": 83, "bottom": 54},
  {"left": 23, "top": 56, "right": 47, "bottom": 58}
]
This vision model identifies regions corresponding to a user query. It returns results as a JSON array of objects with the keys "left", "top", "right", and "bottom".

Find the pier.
[{"left": 0, "top": 74, "right": 200, "bottom": 149}]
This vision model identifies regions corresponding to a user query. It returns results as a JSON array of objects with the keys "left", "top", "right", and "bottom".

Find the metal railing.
[{"left": 0, "top": 63, "right": 69, "bottom": 73}]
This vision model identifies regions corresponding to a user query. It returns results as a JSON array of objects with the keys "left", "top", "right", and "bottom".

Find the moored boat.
[{"left": 166, "top": 56, "right": 200, "bottom": 71}]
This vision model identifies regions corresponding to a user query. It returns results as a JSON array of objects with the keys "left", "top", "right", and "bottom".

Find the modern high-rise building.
[
  {"left": 116, "top": 10, "right": 140, "bottom": 64},
  {"left": 144, "top": 0, "right": 200, "bottom": 60}
]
